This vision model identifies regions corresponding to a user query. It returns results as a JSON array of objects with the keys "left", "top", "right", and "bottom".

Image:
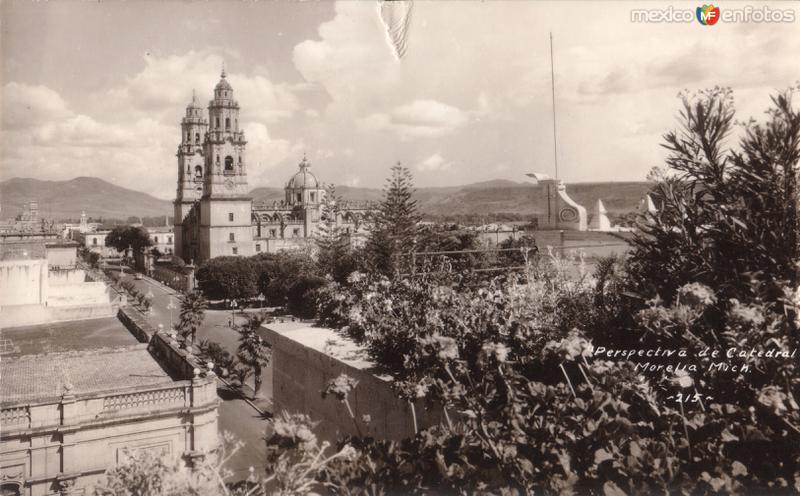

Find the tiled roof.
[{"left": 1, "top": 346, "right": 174, "bottom": 406}]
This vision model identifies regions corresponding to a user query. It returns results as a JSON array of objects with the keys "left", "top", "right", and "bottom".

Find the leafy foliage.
[
  {"left": 236, "top": 313, "right": 272, "bottom": 397},
  {"left": 106, "top": 225, "right": 152, "bottom": 254},
  {"left": 196, "top": 256, "right": 258, "bottom": 301},
  {"left": 365, "top": 164, "right": 421, "bottom": 276},
  {"left": 315, "top": 185, "right": 359, "bottom": 283},
  {"left": 310, "top": 88, "right": 800, "bottom": 494},
  {"left": 177, "top": 289, "right": 208, "bottom": 345}
]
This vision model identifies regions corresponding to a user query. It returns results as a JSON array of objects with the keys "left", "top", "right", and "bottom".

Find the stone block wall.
[{"left": 262, "top": 324, "right": 443, "bottom": 443}]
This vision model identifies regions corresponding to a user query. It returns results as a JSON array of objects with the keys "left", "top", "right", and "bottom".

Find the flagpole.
[{"left": 550, "top": 32, "right": 559, "bottom": 180}]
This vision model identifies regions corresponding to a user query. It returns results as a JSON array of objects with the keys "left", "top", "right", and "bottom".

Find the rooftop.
[
  {"left": 1, "top": 316, "right": 139, "bottom": 357},
  {"left": 1, "top": 345, "right": 173, "bottom": 405}
]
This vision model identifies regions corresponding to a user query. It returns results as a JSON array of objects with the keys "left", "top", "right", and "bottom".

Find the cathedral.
[{"left": 173, "top": 70, "right": 373, "bottom": 265}]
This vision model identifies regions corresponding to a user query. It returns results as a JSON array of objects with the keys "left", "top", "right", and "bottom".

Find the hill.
[
  {"left": 0, "top": 177, "right": 173, "bottom": 221},
  {"left": 1, "top": 177, "right": 651, "bottom": 223},
  {"left": 250, "top": 180, "right": 651, "bottom": 218}
]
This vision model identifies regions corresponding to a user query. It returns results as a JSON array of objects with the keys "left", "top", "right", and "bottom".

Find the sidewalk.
[{"left": 218, "top": 376, "right": 273, "bottom": 417}]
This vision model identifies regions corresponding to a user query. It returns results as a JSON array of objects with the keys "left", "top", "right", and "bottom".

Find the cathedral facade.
[{"left": 173, "top": 70, "right": 372, "bottom": 265}]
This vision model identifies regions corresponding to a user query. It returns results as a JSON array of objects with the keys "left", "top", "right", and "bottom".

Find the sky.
[{"left": 2, "top": 1, "right": 799, "bottom": 199}]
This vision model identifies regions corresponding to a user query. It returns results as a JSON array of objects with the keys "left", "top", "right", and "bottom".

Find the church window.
[
  {"left": 168, "top": 236, "right": 173, "bottom": 243},
  {"left": 310, "top": 193, "right": 315, "bottom": 202},
  {"left": 224, "top": 156, "right": 234, "bottom": 172},
  {"left": 195, "top": 132, "right": 200, "bottom": 143},
  {"left": 195, "top": 165, "right": 203, "bottom": 178},
  {"left": 293, "top": 228, "right": 300, "bottom": 237},
  {"left": 296, "top": 193, "right": 302, "bottom": 203},
  {"left": 232, "top": 247, "right": 238, "bottom": 255},
  {"left": 92, "top": 238, "right": 97, "bottom": 246},
  {"left": 216, "top": 117, "right": 220, "bottom": 128},
  {"left": 228, "top": 212, "right": 234, "bottom": 222},
  {"left": 225, "top": 117, "right": 230, "bottom": 130},
  {"left": 229, "top": 232, "right": 235, "bottom": 242},
  {"left": 270, "top": 229, "right": 276, "bottom": 237},
  {"left": 256, "top": 243, "right": 261, "bottom": 252},
  {"left": 154, "top": 236, "right": 159, "bottom": 244}
]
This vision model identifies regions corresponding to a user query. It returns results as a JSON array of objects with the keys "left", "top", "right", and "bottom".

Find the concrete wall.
[
  {"left": 48, "top": 269, "right": 88, "bottom": 286},
  {"left": 0, "top": 260, "right": 47, "bottom": 307},
  {"left": 262, "top": 324, "right": 443, "bottom": 443},
  {"left": 46, "top": 246, "right": 77, "bottom": 268}
]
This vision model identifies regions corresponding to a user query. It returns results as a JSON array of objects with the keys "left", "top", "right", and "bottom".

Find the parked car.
[{"left": 134, "top": 273, "right": 143, "bottom": 280}]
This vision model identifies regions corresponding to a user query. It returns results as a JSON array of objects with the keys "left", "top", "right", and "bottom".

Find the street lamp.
[
  {"left": 229, "top": 299, "right": 238, "bottom": 327},
  {"left": 145, "top": 288, "right": 155, "bottom": 314},
  {"left": 167, "top": 296, "right": 177, "bottom": 330}
]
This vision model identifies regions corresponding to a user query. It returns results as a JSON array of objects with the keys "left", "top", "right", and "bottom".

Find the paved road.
[{"left": 109, "top": 266, "right": 272, "bottom": 480}]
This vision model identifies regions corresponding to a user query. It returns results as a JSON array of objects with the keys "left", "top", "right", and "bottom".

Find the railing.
[
  {"left": 0, "top": 406, "right": 30, "bottom": 428},
  {"left": 103, "top": 386, "right": 186, "bottom": 413}
]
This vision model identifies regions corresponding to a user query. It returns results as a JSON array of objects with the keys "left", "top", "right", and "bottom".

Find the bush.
[
  {"left": 286, "top": 275, "right": 327, "bottom": 319},
  {"left": 252, "top": 251, "right": 318, "bottom": 306},
  {"left": 308, "top": 88, "right": 800, "bottom": 494}
]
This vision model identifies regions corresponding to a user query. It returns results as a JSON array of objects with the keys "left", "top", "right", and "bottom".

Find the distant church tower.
[
  {"left": 174, "top": 90, "right": 208, "bottom": 260},
  {"left": 195, "top": 67, "right": 253, "bottom": 263}
]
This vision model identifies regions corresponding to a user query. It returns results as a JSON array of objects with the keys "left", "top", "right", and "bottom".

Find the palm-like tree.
[
  {"left": 236, "top": 313, "right": 271, "bottom": 398},
  {"left": 177, "top": 289, "right": 208, "bottom": 345}
]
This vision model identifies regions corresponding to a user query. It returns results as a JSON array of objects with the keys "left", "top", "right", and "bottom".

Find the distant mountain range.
[{"left": 1, "top": 177, "right": 651, "bottom": 222}]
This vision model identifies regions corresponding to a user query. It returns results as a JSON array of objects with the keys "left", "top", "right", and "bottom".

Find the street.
[{"left": 111, "top": 265, "right": 272, "bottom": 481}]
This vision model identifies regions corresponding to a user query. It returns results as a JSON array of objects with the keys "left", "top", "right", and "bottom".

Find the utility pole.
[{"left": 550, "top": 32, "right": 559, "bottom": 180}]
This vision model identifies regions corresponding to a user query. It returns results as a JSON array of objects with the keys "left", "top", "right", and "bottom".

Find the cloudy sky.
[{"left": 2, "top": 1, "right": 798, "bottom": 199}]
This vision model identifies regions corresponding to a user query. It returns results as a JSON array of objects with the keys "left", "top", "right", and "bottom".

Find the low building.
[
  {"left": 0, "top": 238, "right": 114, "bottom": 328},
  {"left": 0, "top": 324, "right": 219, "bottom": 496}
]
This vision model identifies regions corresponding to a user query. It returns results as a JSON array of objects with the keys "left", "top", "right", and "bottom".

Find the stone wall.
[{"left": 261, "top": 323, "right": 443, "bottom": 443}]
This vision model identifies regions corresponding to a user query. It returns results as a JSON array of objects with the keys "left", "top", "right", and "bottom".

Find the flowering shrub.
[{"left": 309, "top": 89, "right": 800, "bottom": 492}]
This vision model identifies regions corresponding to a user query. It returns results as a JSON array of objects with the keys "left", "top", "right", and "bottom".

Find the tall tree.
[
  {"left": 365, "top": 163, "right": 421, "bottom": 276},
  {"left": 106, "top": 225, "right": 152, "bottom": 254},
  {"left": 177, "top": 289, "right": 208, "bottom": 345},
  {"left": 236, "top": 313, "right": 271, "bottom": 398},
  {"left": 315, "top": 185, "right": 356, "bottom": 282}
]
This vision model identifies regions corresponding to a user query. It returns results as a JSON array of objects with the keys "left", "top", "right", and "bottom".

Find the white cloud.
[
  {"left": 416, "top": 153, "right": 452, "bottom": 172},
  {"left": 1, "top": 51, "right": 302, "bottom": 198},
  {"left": 105, "top": 51, "right": 300, "bottom": 125},
  {"left": 360, "top": 99, "right": 467, "bottom": 139},
  {"left": 2, "top": 82, "right": 73, "bottom": 129}
]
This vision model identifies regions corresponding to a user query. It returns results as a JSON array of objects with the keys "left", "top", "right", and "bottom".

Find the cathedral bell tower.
[
  {"left": 174, "top": 90, "right": 208, "bottom": 261},
  {"left": 195, "top": 67, "right": 254, "bottom": 263}
]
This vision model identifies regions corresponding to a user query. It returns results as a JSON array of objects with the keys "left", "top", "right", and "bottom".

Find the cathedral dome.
[
  {"left": 215, "top": 76, "right": 232, "bottom": 92},
  {"left": 214, "top": 66, "right": 233, "bottom": 93},
  {"left": 286, "top": 156, "right": 320, "bottom": 189}
]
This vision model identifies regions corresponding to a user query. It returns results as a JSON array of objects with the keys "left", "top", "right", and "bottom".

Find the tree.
[
  {"left": 365, "top": 163, "right": 421, "bottom": 276},
  {"left": 106, "top": 225, "right": 152, "bottom": 254},
  {"left": 253, "top": 251, "right": 318, "bottom": 306},
  {"left": 177, "top": 289, "right": 208, "bottom": 345},
  {"left": 315, "top": 185, "right": 357, "bottom": 282},
  {"left": 286, "top": 275, "right": 328, "bottom": 319},
  {"left": 627, "top": 87, "right": 799, "bottom": 320},
  {"left": 196, "top": 256, "right": 258, "bottom": 301},
  {"left": 236, "top": 313, "right": 271, "bottom": 397}
]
